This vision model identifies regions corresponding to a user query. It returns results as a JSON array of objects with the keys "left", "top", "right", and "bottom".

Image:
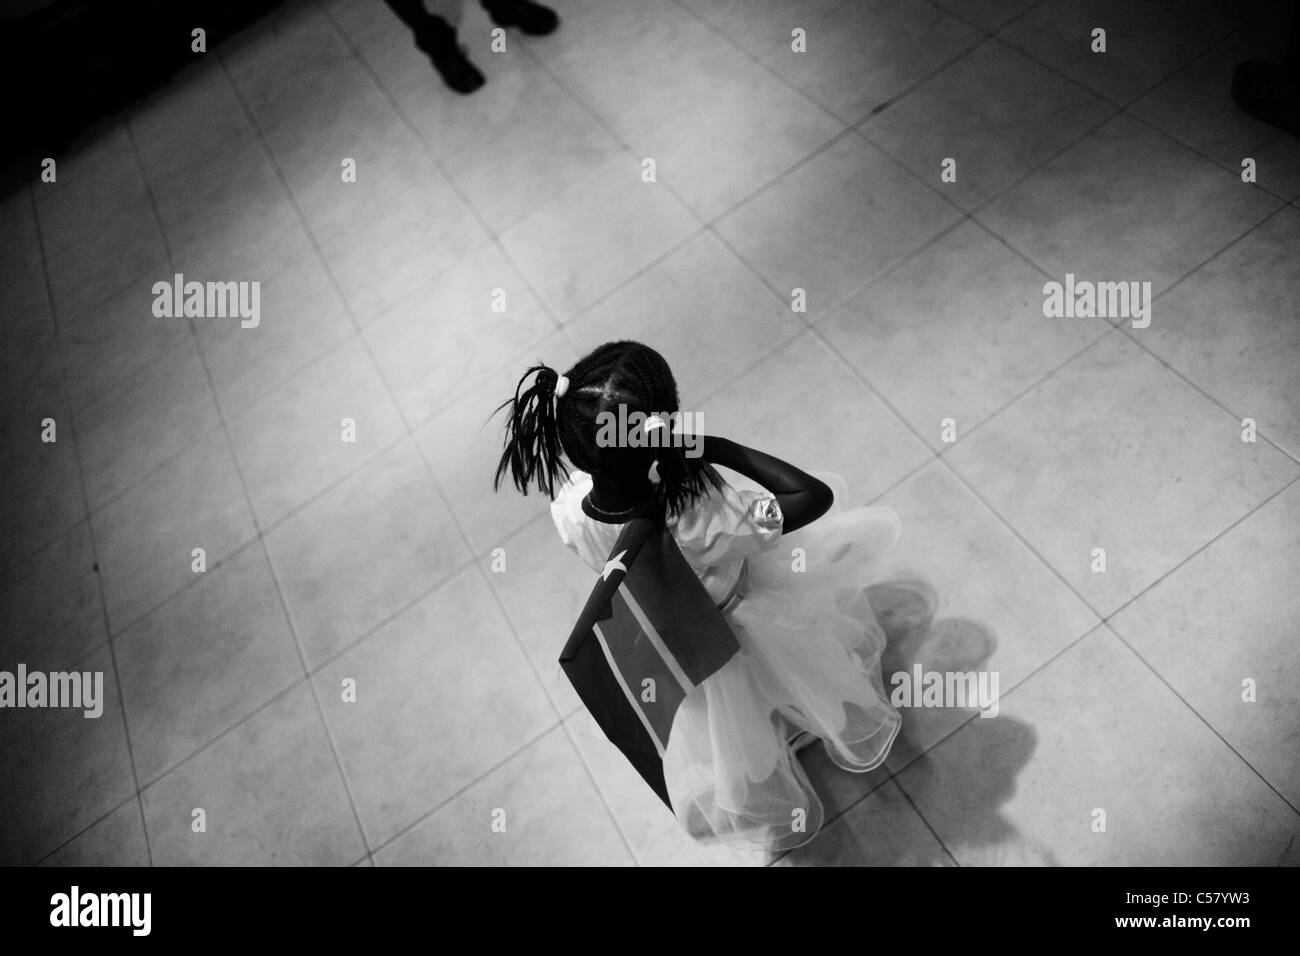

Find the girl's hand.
[{"left": 696, "top": 435, "right": 832, "bottom": 534}]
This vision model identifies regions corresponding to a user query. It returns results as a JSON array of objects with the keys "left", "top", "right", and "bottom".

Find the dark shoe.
[
  {"left": 415, "top": 20, "right": 485, "bottom": 94},
  {"left": 483, "top": 0, "right": 559, "bottom": 36}
]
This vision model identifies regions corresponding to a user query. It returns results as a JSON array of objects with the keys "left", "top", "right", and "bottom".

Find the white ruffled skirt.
[{"left": 662, "top": 474, "right": 903, "bottom": 853}]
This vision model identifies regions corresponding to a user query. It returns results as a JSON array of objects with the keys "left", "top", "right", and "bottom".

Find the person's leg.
[
  {"left": 381, "top": 0, "right": 484, "bottom": 94},
  {"left": 480, "top": 0, "right": 559, "bottom": 36},
  {"left": 382, "top": 0, "right": 433, "bottom": 29}
]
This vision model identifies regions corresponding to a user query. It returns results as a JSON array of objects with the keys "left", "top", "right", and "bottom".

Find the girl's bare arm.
[{"left": 697, "top": 435, "right": 833, "bottom": 534}]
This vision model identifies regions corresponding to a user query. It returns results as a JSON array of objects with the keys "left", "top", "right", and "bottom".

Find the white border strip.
[
  {"left": 621, "top": 586, "right": 695, "bottom": 692},
  {"left": 592, "top": 621, "right": 667, "bottom": 756}
]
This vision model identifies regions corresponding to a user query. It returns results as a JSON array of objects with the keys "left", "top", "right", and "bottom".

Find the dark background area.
[{"left": 0, "top": 0, "right": 285, "bottom": 198}]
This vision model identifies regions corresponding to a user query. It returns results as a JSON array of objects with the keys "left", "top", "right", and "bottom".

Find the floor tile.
[
  {"left": 316, "top": 565, "right": 557, "bottom": 848},
  {"left": 58, "top": 274, "right": 194, "bottom": 412},
  {"left": 563, "top": 708, "right": 767, "bottom": 866},
  {"left": 414, "top": 329, "right": 581, "bottom": 553},
  {"left": 1110, "top": 477, "right": 1300, "bottom": 807},
  {"left": 946, "top": 331, "right": 1298, "bottom": 617},
  {"left": 534, "top": 0, "right": 751, "bottom": 142},
  {"left": 115, "top": 543, "right": 302, "bottom": 784},
  {"left": 481, "top": 514, "right": 594, "bottom": 715},
  {"left": 1250, "top": 131, "right": 1300, "bottom": 201},
  {"left": 34, "top": 125, "right": 148, "bottom": 260},
  {"left": 861, "top": 38, "right": 1114, "bottom": 211},
  {"left": 93, "top": 427, "right": 257, "bottom": 635},
  {"left": 897, "top": 626, "right": 1300, "bottom": 865},
  {"left": 196, "top": 248, "right": 355, "bottom": 421},
  {"left": 45, "top": 203, "right": 169, "bottom": 326},
  {"left": 140, "top": 681, "right": 365, "bottom": 866},
  {"left": 375, "top": 724, "right": 632, "bottom": 865},
  {"left": 38, "top": 798, "right": 150, "bottom": 867},
  {"left": 566, "top": 230, "right": 803, "bottom": 399},
  {"left": 696, "top": 330, "right": 932, "bottom": 503},
  {"left": 423, "top": 52, "right": 624, "bottom": 233},
  {"left": 498, "top": 151, "right": 700, "bottom": 321},
  {"left": 1129, "top": 33, "right": 1290, "bottom": 170},
  {"left": 0, "top": 645, "right": 135, "bottom": 865},
  {"left": 1145, "top": 206, "right": 1300, "bottom": 458},
  {"left": 77, "top": 338, "right": 223, "bottom": 512},
  {"left": 873, "top": 461, "right": 1099, "bottom": 762},
  {"left": 265, "top": 438, "right": 469, "bottom": 667},
  {"left": 999, "top": 0, "right": 1240, "bottom": 105},
  {"left": 364, "top": 237, "right": 557, "bottom": 426},
  {"left": 0, "top": 268, "right": 55, "bottom": 374},
  {"left": 762, "top": 0, "right": 982, "bottom": 123},
  {"left": 147, "top": 127, "right": 286, "bottom": 258},
  {"left": 170, "top": 194, "right": 315, "bottom": 291},
  {"left": 227, "top": 335, "right": 406, "bottom": 527},
  {"left": 131, "top": 62, "right": 251, "bottom": 183},
  {"left": 933, "top": 0, "right": 1043, "bottom": 32},
  {"left": 0, "top": 521, "right": 106, "bottom": 675},
  {"left": 676, "top": 0, "right": 847, "bottom": 60},
  {"left": 0, "top": 188, "right": 44, "bottom": 283},
  {"left": 717, "top": 134, "right": 962, "bottom": 318},
  {"left": 777, "top": 779, "right": 953, "bottom": 866},
  {"left": 303, "top": 137, "right": 485, "bottom": 326},
  {"left": 976, "top": 113, "right": 1281, "bottom": 298},
  {"left": 820, "top": 219, "right": 1109, "bottom": 449},
  {"left": 628, "top": 52, "right": 842, "bottom": 221},
  {"left": 0, "top": 353, "right": 85, "bottom": 567}
]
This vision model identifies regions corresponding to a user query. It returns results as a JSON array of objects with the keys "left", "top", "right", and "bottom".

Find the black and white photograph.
[{"left": 1, "top": 0, "right": 1297, "bottom": 901}]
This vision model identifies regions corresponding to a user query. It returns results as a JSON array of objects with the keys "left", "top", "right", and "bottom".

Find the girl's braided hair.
[{"left": 492, "top": 340, "right": 723, "bottom": 517}]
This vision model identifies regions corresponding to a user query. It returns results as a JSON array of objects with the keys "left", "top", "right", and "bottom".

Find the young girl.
[{"left": 493, "top": 340, "right": 903, "bottom": 853}]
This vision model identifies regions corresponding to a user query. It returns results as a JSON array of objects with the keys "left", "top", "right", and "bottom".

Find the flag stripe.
[
  {"left": 592, "top": 622, "right": 667, "bottom": 756},
  {"left": 607, "top": 593, "right": 689, "bottom": 746},
  {"left": 620, "top": 584, "right": 695, "bottom": 693}
]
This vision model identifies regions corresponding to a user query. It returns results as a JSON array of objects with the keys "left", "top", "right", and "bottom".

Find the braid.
[
  {"left": 491, "top": 363, "right": 568, "bottom": 497},
  {"left": 493, "top": 341, "right": 724, "bottom": 517}
]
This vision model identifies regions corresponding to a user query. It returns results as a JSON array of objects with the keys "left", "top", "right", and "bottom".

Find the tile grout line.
[
  {"left": 313, "top": 0, "right": 564, "bottom": 334},
  {"left": 124, "top": 100, "right": 386, "bottom": 862},
  {"left": 231, "top": 4, "right": 640, "bottom": 863},
  {"left": 214, "top": 45, "right": 408, "bottom": 862},
  {"left": 828, "top": 621, "right": 1113, "bottom": 838},
  {"left": 886, "top": 774, "right": 964, "bottom": 868},
  {"left": 1121, "top": 105, "right": 1298, "bottom": 207},
  {"left": 390, "top": 0, "right": 1229, "bottom": 862},
  {"left": 68, "top": 494, "right": 560, "bottom": 800},
  {"left": 363, "top": 720, "right": 571, "bottom": 862},
  {"left": 473, "top": 6, "right": 1137, "bottom": 857},
  {"left": 315, "top": 3, "right": 649, "bottom": 864},
  {"left": 318, "top": 0, "right": 860, "bottom": 863},
  {"left": 28, "top": 0, "right": 1295, "bottom": 865},
  {"left": 945, "top": 181, "right": 1298, "bottom": 467},
  {"left": 32, "top": 790, "right": 141, "bottom": 867},
  {"left": 1100, "top": 472, "right": 1300, "bottom": 630},
  {"left": 24, "top": 166, "right": 156, "bottom": 868},
  {"left": 1100, "top": 619, "right": 1300, "bottom": 819}
]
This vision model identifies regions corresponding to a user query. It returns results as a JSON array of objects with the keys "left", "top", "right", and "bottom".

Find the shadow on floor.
[{"left": 787, "top": 579, "right": 1054, "bottom": 866}]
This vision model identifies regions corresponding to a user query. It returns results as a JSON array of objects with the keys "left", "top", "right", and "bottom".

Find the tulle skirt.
[{"left": 662, "top": 475, "right": 903, "bottom": 853}]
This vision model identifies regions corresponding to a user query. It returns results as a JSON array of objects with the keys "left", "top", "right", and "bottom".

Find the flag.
[{"left": 559, "top": 515, "right": 741, "bottom": 809}]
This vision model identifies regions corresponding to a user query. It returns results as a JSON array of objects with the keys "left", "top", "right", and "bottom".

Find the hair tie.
[
  {"left": 554, "top": 374, "right": 569, "bottom": 398},
  {"left": 644, "top": 415, "right": 665, "bottom": 432}
]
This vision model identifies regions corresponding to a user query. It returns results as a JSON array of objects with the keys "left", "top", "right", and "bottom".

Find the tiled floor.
[{"left": 1, "top": 0, "right": 1298, "bottom": 866}]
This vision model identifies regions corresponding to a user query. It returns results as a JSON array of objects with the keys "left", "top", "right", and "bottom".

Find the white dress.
[{"left": 550, "top": 470, "right": 903, "bottom": 852}]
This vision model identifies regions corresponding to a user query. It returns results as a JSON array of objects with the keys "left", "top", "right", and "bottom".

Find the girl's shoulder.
[{"left": 549, "top": 469, "right": 594, "bottom": 548}]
